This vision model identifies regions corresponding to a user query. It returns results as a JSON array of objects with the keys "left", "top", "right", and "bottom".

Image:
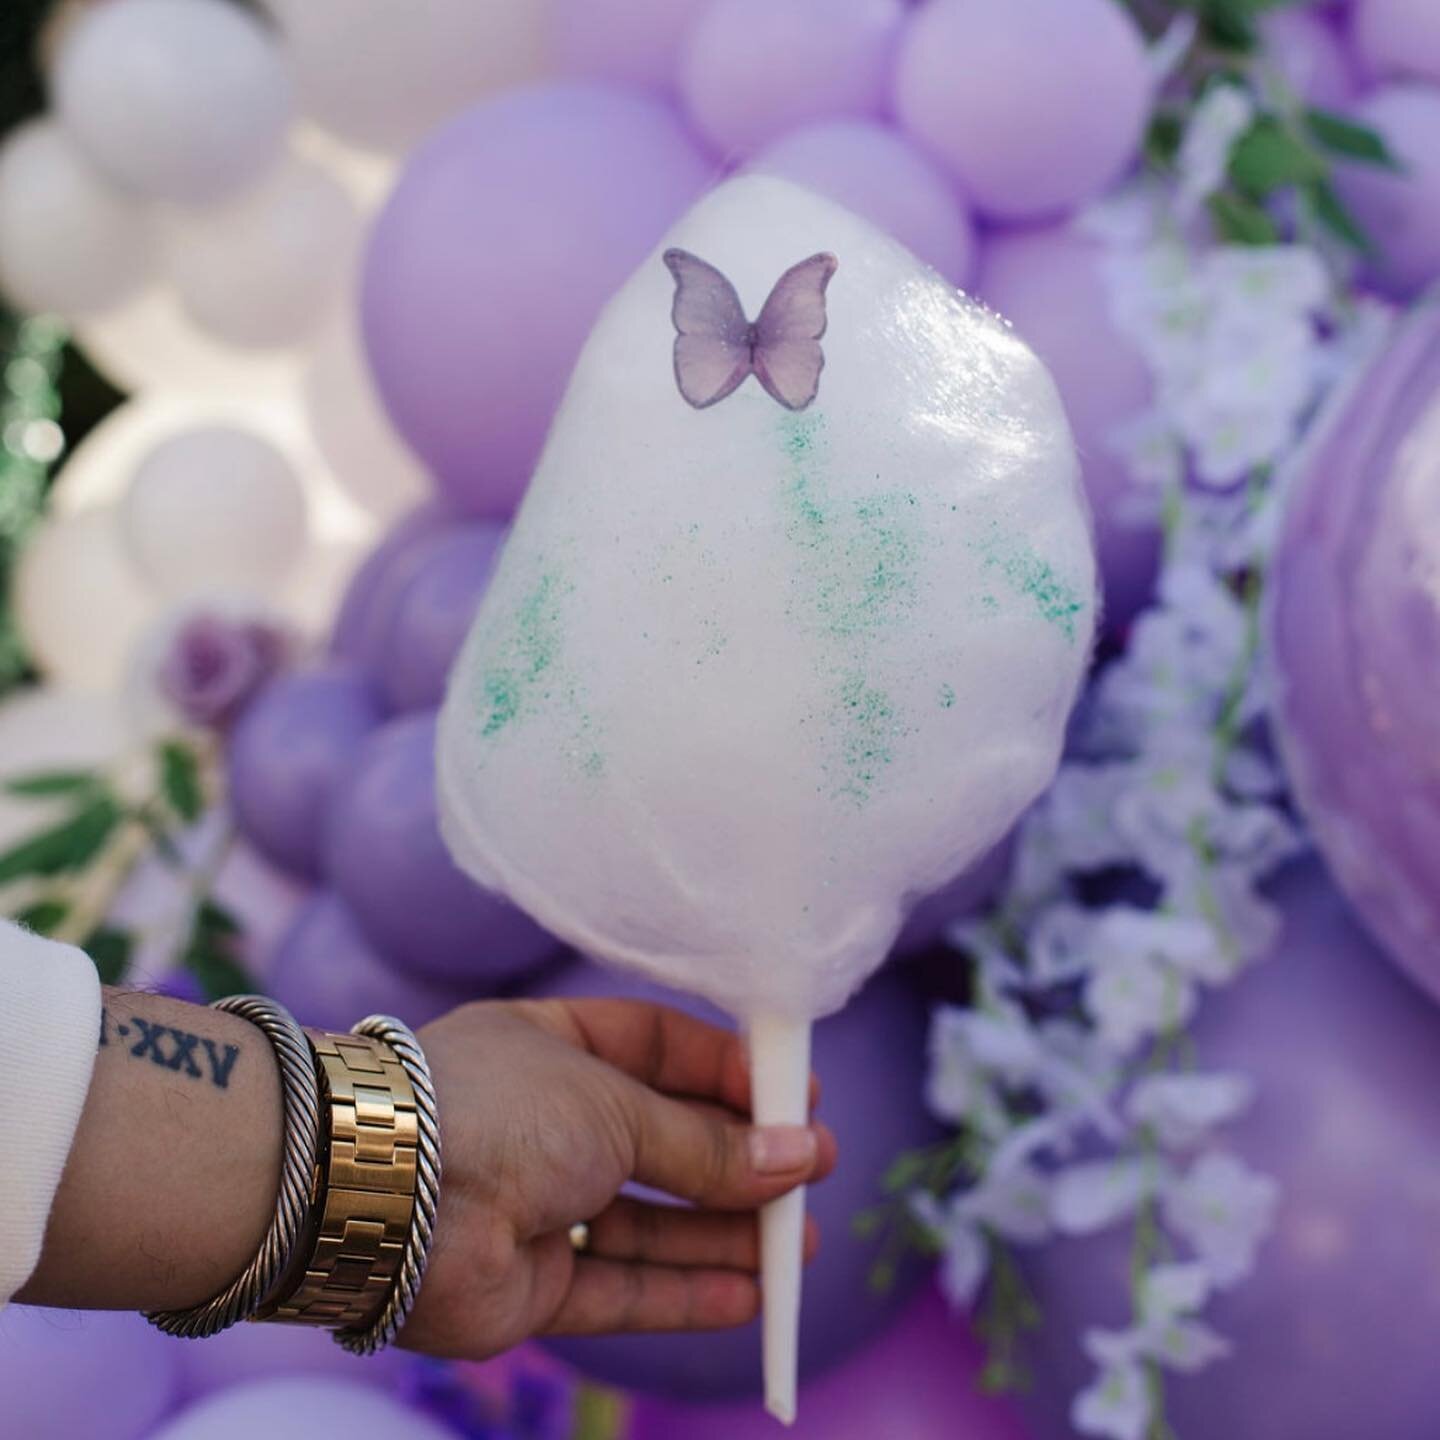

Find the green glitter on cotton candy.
[
  {"left": 969, "top": 525, "right": 1087, "bottom": 641},
  {"left": 475, "top": 569, "right": 568, "bottom": 738}
]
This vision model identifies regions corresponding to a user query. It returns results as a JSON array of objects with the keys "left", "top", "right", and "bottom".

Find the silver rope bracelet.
[
  {"left": 333, "top": 1013, "right": 443, "bottom": 1356},
  {"left": 143, "top": 994, "right": 322, "bottom": 1339}
]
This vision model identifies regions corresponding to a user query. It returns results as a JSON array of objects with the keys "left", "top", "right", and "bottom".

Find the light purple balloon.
[
  {"left": 632, "top": 1286, "right": 1030, "bottom": 1440},
  {"left": 535, "top": 961, "right": 942, "bottom": 1399},
  {"left": 1269, "top": 298, "right": 1440, "bottom": 999},
  {"left": 1334, "top": 84, "right": 1440, "bottom": 299},
  {"left": 752, "top": 119, "right": 978, "bottom": 286},
  {"left": 679, "top": 0, "right": 904, "bottom": 159},
  {"left": 325, "top": 710, "right": 557, "bottom": 985},
  {"left": 268, "top": 890, "right": 473, "bottom": 1033},
  {"left": 227, "top": 665, "right": 385, "bottom": 881},
  {"left": 362, "top": 84, "right": 714, "bottom": 518},
  {"left": 977, "top": 224, "right": 1159, "bottom": 631},
  {"left": 170, "top": 1316, "right": 409, "bottom": 1402},
  {"left": 1259, "top": 8, "right": 1358, "bottom": 107},
  {"left": 548, "top": 0, "right": 711, "bottom": 92},
  {"left": 1022, "top": 863, "right": 1440, "bottom": 1440},
  {"left": 0, "top": 1306, "right": 181, "bottom": 1440},
  {"left": 1352, "top": 0, "right": 1440, "bottom": 86},
  {"left": 893, "top": 0, "right": 1151, "bottom": 222},
  {"left": 330, "top": 502, "right": 459, "bottom": 666},
  {"left": 368, "top": 524, "right": 507, "bottom": 714}
]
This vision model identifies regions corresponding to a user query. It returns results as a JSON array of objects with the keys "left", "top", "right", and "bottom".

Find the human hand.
[{"left": 399, "top": 997, "right": 836, "bottom": 1360}]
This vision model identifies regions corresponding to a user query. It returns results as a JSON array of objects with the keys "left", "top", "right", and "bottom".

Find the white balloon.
[
  {"left": 150, "top": 1379, "right": 457, "bottom": 1440},
  {"left": 0, "top": 119, "right": 155, "bottom": 317},
  {"left": 53, "top": 0, "right": 292, "bottom": 204},
  {"left": 301, "top": 307, "right": 428, "bottom": 521},
  {"left": 72, "top": 284, "right": 301, "bottom": 397},
  {"left": 260, "top": 0, "right": 545, "bottom": 152},
  {"left": 14, "top": 508, "right": 159, "bottom": 690},
  {"left": 122, "top": 426, "right": 309, "bottom": 600},
  {"left": 166, "top": 153, "right": 361, "bottom": 350}
]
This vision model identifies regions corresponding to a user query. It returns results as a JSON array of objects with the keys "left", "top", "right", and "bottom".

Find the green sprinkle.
[
  {"left": 969, "top": 527, "right": 1086, "bottom": 641},
  {"left": 939, "top": 683, "right": 956, "bottom": 709}
]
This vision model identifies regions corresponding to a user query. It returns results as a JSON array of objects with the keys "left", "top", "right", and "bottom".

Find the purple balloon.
[
  {"left": 330, "top": 502, "right": 458, "bottom": 666},
  {"left": 548, "top": 0, "right": 711, "bottom": 92},
  {"left": 1352, "top": 0, "right": 1440, "bottom": 86},
  {"left": 752, "top": 119, "right": 978, "bottom": 286},
  {"left": 977, "top": 225, "right": 1159, "bottom": 631},
  {"left": 362, "top": 84, "right": 714, "bottom": 518},
  {"left": 369, "top": 524, "right": 507, "bottom": 714},
  {"left": 893, "top": 0, "right": 1151, "bottom": 222},
  {"left": 679, "top": 0, "right": 905, "bottom": 160},
  {"left": 268, "top": 890, "right": 473, "bottom": 1032},
  {"left": 227, "top": 666, "right": 385, "bottom": 881},
  {"left": 1022, "top": 863, "right": 1440, "bottom": 1439},
  {"left": 631, "top": 1286, "right": 1032, "bottom": 1440},
  {"left": 1334, "top": 85, "right": 1440, "bottom": 299},
  {"left": 0, "top": 1306, "right": 181, "bottom": 1440},
  {"left": 1259, "top": 8, "right": 1358, "bottom": 107},
  {"left": 1269, "top": 299, "right": 1440, "bottom": 998},
  {"left": 535, "top": 962, "right": 942, "bottom": 1399},
  {"left": 325, "top": 710, "right": 556, "bottom": 985}
]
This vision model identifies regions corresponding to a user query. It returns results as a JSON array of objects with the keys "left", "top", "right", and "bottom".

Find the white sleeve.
[{"left": 0, "top": 920, "right": 101, "bottom": 1308}]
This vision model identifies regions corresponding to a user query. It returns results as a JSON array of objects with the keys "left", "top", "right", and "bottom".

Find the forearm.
[{"left": 16, "top": 986, "right": 282, "bottom": 1311}]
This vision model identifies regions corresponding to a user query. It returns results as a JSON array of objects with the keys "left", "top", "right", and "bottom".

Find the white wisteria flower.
[
  {"left": 1126, "top": 1071, "right": 1255, "bottom": 1150},
  {"left": 1051, "top": 1156, "right": 1156, "bottom": 1236},
  {"left": 1163, "top": 1151, "right": 1279, "bottom": 1286},
  {"left": 1174, "top": 84, "right": 1256, "bottom": 219}
]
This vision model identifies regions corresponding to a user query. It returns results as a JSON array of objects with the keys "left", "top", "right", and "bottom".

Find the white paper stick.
[{"left": 748, "top": 1012, "right": 813, "bottom": 1426}]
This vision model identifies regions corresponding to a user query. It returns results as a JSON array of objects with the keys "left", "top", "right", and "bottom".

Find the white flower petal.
[
  {"left": 1051, "top": 1158, "right": 1154, "bottom": 1235},
  {"left": 1073, "top": 1360, "right": 1152, "bottom": 1440},
  {"left": 1127, "top": 1072, "right": 1255, "bottom": 1149}
]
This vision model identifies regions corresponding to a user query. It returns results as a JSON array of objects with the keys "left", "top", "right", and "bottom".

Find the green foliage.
[
  {"left": 1207, "top": 190, "right": 1281, "bottom": 246},
  {"left": 181, "top": 898, "right": 255, "bottom": 1002},
  {"left": 1304, "top": 107, "right": 1401, "bottom": 169},
  {"left": 0, "top": 793, "right": 121, "bottom": 885},
  {"left": 159, "top": 740, "right": 204, "bottom": 824},
  {"left": 84, "top": 926, "right": 134, "bottom": 985},
  {"left": 13, "top": 898, "right": 69, "bottom": 935},
  {"left": 4, "top": 771, "right": 101, "bottom": 798}
]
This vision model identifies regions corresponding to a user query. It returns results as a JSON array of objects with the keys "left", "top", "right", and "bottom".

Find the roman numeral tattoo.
[{"left": 100, "top": 1006, "right": 242, "bottom": 1090}]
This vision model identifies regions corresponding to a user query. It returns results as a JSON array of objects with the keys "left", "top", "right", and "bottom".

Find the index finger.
[{"left": 514, "top": 997, "right": 820, "bottom": 1114}]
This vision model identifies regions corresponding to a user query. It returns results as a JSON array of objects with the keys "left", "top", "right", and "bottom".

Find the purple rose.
[{"left": 157, "top": 612, "right": 288, "bottom": 729}]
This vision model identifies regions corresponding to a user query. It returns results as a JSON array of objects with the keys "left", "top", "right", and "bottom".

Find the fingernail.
[{"left": 750, "top": 1125, "right": 818, "bottom": 1174}]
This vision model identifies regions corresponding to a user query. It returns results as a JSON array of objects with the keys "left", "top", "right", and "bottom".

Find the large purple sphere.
[
  {"left": 361, "top": 84, "right": 713, "bottom": 518},
  {"left": 977, "top": 224, "right": 1158, "bottom": 631},
  {"left": 268, "top": 890, "right": 473, "bottom": 1033},
  {"left": 534, "top": 962, "right": 942, "bottom": 1399},
  {"left": 752, "top": 119, "right": 978, "bottom": 286},
  {"left": 1269, "top": 298, "right": 1440, "bottom": 998},
  {"left": 368, "top": 524, "right": 507, "bottom": 714},
  {"left": 227, "top": 665, "right": 384, "bottom": 880},
  {"left": 549, "top": 0, "right": 711, "bottom": 92},
  {"left": 325, "top": 711, "right": 557, "bottom": 985},
  {"left": 0, "top": 1307, "right": 181, "bottom": 1440},
  {"left": 1023, "top": 863, "right": 1440, "bottom": 1439}
]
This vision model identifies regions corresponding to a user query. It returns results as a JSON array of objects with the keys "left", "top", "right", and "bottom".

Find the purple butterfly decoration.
[{"left": 663, "top": 248, "right": 839, "bottom": 412}]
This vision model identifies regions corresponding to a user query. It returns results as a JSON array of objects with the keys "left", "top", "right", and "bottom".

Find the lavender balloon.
[
  {"left": 1023, "top": 863, "right": 1440, "bottom": 1439},
  {"left": 548, "top": 0, "right": 711, "bottom": 92},
  {"left": 1259, "top": 8, "right": 1357, "bottom": 107},
  {"left": 536, "top": 962, "right": 942, "bottom": 1399},
  {"left": 1352, "top": 0, "right": 1440, "bottom": 86},
  {"left": 362, "top": 84, "right": 713, "bottom": 517},
  {"left": 679, "top": 0, "right": 904, "bottom": 159},
  {"left": 752, "top": 120, "right": 978, "bottom": 286},
  {"left": 0, "top": 1306, "right": 181, "bottom": 1440},
  {"left": 368, "top": 524, "right": 507, "bottom": 714},
  {"left": 630, "top": 1286, "right": 1032, "bottom": 1440},
  {"left": 268, "top": 891, "right": 473, "bottom": 1033},
  {"left": 325, "top": 711, "right": 556, "bottom": 985},
  {"left": 1270, "top": 297, "right": 1440, "bottom": 998},
  {"left": 978, "top": 224, "right": 1159, "bottom": 630},
  {"left": 227, "top": 665, "right": 384, "bottom": 880}
]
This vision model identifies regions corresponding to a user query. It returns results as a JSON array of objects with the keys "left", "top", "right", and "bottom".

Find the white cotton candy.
[{"left": 437, "top": 176, "right": 1096, "bottom": 1024}]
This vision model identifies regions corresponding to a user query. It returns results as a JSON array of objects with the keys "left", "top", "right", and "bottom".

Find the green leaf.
[
  {"left": 881, "top": 1150, "right": 931, "bottom": 1194},
  {"left": 0, "top": 796, "right": 122, "bottom": 885},
  {"left": 5, "top": 770, "right": 99, "bottom": 798},
  {"left": 85, "top": 926, "right": 134, "bottom": 985},
  {"left": 1307, "top": 177, "right": 1375, "bottom": 254},
  {"left": 1145, "top": 113, "right": 1184, "bottom": 171},
  {"left": 1229, "top": 119, "right": 1325, "bottom": 198},
  {"left": 197, "top": 898, "right": 242, "bottom": 938},
  {"left": 1305, "top": 107, "right": 1402, "bottom": 169},
  {"left": 1207, "top": 190, "right": 1281, "bottom": 246},
  {"left": 14, "top": 899, "right": 70, "bottom": 936},
  {"left": 183, "top": 936, "right": 255, "bottom": 1003},
  {"left": 159, "top": 741, "right": 204, "bottom": 824}
]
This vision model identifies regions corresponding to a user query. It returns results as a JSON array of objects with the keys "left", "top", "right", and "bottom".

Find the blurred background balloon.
[
  {"left": 1351, "top": 0, "right": 1440, "bottom": 86},
  {"left": 549, "top": 0, "right": 711, "bottom": 93},
  {"left": 631, "top": 1286, "right": 1032, "bottom": 1440},
  {"left": 1269, "top": 297, "right": 1440, "bottom": 1002},
  {"left": 361, "top": 83, "right": 714, "bottom": 516},
  {"left": 536, "top": 961, "right": 942, "bottom": 1399},
  {"left": 1022, "top": 863, "right": 1440, "bottom": 1440}
]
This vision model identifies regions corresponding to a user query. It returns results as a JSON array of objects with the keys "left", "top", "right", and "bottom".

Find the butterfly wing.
[
  {"left": 752, "top": 252, "right": 838, "bottom": 412},
  {"left": 664, "top": 248, "right": 754, "bottom": 409}
]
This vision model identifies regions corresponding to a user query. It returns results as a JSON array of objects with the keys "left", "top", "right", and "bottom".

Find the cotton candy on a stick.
[{"left": 437, "top": 176, "right": 1096, "bottom": 1421}]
